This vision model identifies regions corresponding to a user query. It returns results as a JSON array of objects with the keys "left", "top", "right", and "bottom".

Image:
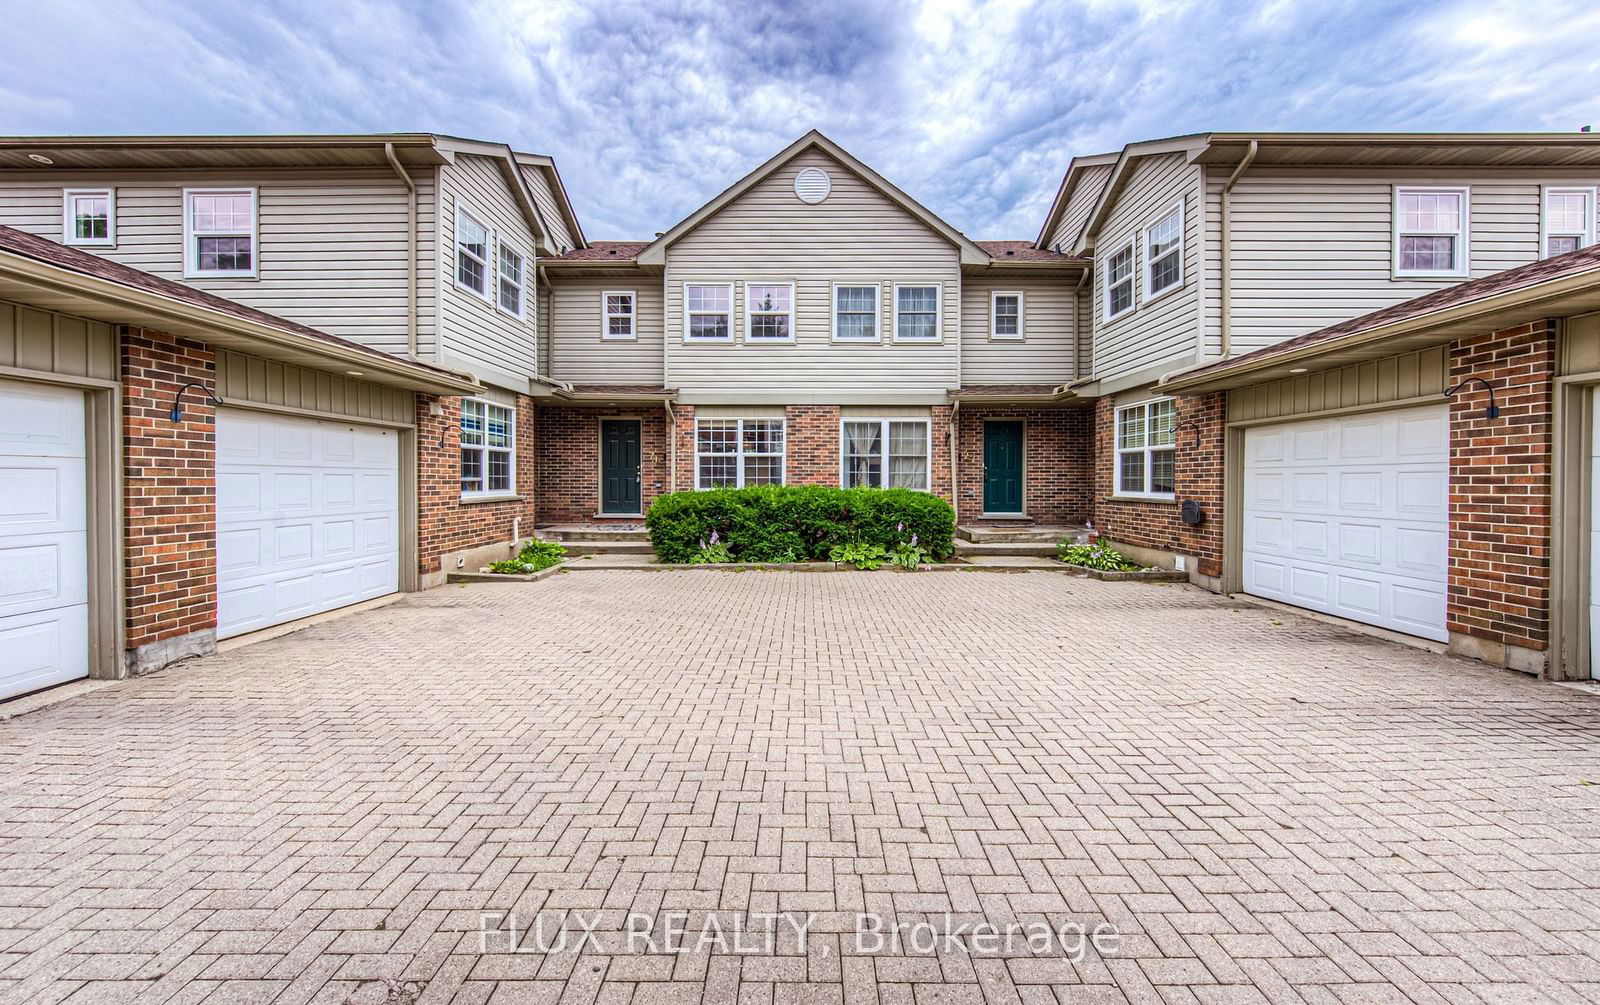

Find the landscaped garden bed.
[{"left": 1055, "top": 539, "right": 1189, "bottom": 582}]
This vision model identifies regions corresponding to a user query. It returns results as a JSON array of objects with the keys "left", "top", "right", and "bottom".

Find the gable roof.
[
  {"left": 1032, "top": 151, "right": 1118, "bottom": 250},
  {"left": 1076, "top": 133, "right": 1210, "bottom": 253},
  {"left": 0, "top": 224, "right": 479, "bottom": 395},
  {"left": 635, "top": 130, "right": 991, "bottom": 267},
  {"left": 514, "top": 151, "right": 589, "bottom": 251}
]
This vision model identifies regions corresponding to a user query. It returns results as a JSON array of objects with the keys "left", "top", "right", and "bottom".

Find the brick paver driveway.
[{"left": 4, "top": 571, "right": 1600, "bottom": 1004}]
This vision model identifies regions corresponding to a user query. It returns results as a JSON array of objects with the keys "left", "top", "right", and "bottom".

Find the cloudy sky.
[{"left": 3, "top": 0, "right": 1598, "bottom": 241}]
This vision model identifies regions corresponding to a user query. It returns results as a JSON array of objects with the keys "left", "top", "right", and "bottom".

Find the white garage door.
[
  {"left": 217, "top": 410, "right": 400, "bottom": 639},
  {"left": 0, "top": 379, "right": 89, "bottom": 700},
  {"left": 1243, "top": 404, "right": 1448, "bottom": 641}
]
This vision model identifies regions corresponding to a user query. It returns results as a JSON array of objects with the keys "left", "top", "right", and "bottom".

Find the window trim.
[
  {"left": 459, "top": 397, "right": 517, "bottom": 500},
  {"left": 453, "top": 200, "right": 495, "bottom": 301},
  {"left": 1113, "top": 397, "right": 1177, "bottom": 501},
  {"left": 1540, "top": 184, "right": 1597, "bottom": 258},
  {"left": 1103, "top": 236, "right": 1136, "bottom": 322},
  {"left": 743, "top": 280, "right": 797, "bottom": 343},
  {"left": 838, "top": 417, "right": 932, "bottom": 491},
  {"left": 1142, "top": 201, "right": 1184, "bottom": 301},
  {"left": 989, "top": 289, "right": 1024, "bottom": 341},
  {"left": 601, "top": 289, "right": 637, "bottom": 341},
  {"left": 831, "top": 282, "right": 881, "bottom": 343},
  {"left": 682, "top": 282, "right": 734, "bottom": 343},
  {"left": 495, "top": 239, "right": 526, "bottom": 319},
  {"left": 693, "top": 417, "right": 787, "bottom": 490},
  {"left": 1392, "top": 185, "right": 1471, "bottom": 279},
  {"left": 62, "top": 187, "right": 115, "bottom": 247},
  {"left": 182, "top": 186, "right": 258, "bottom": 279},
  {"left": 892, "top": 282, "right": 942, "bottom": 343}
]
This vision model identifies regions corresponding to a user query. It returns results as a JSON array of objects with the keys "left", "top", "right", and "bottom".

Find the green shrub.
[
  {"left": 828, "top": 540, "right": 887, "bottom": 570},
  {"left": 1057, "top": 540, "right": 1142, "bottom": 572},
  {"left": 488, "top": 537, "right": 567, "bottom": 574},
  {"left": 646, "top": 486, "right": 955, "bottom": 564}
]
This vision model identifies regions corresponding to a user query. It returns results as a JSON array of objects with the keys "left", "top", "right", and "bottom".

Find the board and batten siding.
[
  {"left": 518, "top": 165, "right": 575, "bottom": 254},
  {"left": 547, "top": 278, "right": 665, "bottom": 385},
  {"left": 0, "top": 170, "right": 437, "bottom": 359},
  {"left": 437, "top": 154, "right": 540, "bottom": 386},
  {"left": 663, "top": 149, "right": 961, "bottom": 399},
  {"left": 1091, "top": 152, "right": 1204, "bottom": 382},
  {"left": 1048, "top": 162, "right": 1112, "bottom": 253},
  {"left": 959, "top": 276, "right": 1075, "bottom": 385},
  {"left": 1203, "top": 168, "right": 1600, "bottom": 357},
  {"left": 1226, "top": 346, "right": 1448, "bottom": 425},
  {"left": 0, "top": 300, "right": 118, "bottom": 381},
  {"left": 215, "top": 349, "right": 414, "bottom": 425}
]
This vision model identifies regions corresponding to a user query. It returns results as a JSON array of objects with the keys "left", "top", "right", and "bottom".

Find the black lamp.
[
  {"left": 1444, "top": 377, "right": 1499, "bottom": 419},
  {"left": 169, "top": 382, "right": 223, "bottom": 422}
]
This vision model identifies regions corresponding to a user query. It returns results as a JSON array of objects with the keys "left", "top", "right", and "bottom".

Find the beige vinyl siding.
[
  {"left": 1227, "top": 346, "right": 1448, "bottom": 424},
  {"left": 1091, "top": 153, "right": 1203, "bottom": 381},
  {"left": 1049, "top": 163, "right": 1112, "bottom": 252},
  {"left": 663, "top": 149, "right": 961, "bottom": 398},
  {"left": 959, "top": 276, "right": 1075, "bottom": 384},
  {"left": 437, "top": 153, "right": 540, "bottom": 383},
  {"left": 1204, "top": 168, "right": 1600, "bottom": 356},
  {"left": 547, "top": 278, "right": 665, "bottom": 385},
  {"left": 0, "top": 301, "right": 117, "bottom": 380},
  {"left": 0, "top": 170, "right": 436, "bottom": 358},
  {"left": 215, "top": 349, "right": 414, "bottom": 424},
  {"left": 519, "top": 165, "right": 575, "bottom": 253}
]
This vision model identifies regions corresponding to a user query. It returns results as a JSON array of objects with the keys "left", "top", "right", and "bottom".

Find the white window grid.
[
  {"left": 684, "top": 283, "right": 733, "bottom": 341},
  {"left": 1394, "top": 187, "right": 1470, "bottom": 277},
  {"left": 832, "top": 283, "right": 879, "bottom": 342},
  {"left": 460, "top": 398, "right": 515, "bottom": 497},
  {"left": 602, "top": 290, "right": 637, "bottom": 339},
  {"left": 695, "top": 418, "right": 786, "bottom": 489},
  {"left": 497, "top": 242, "right": 525, "bottom": 317},
  {"left": 991, "top": 290, "right": 1023, "bottom": 339},
  {"left": 893, "top": 284, "right": 940, "bottom": 341},
  {"left": 1144, "top": 202, "right": 1183, "bottom": 298},
  {"left": 1105, "top": 239, "right": 1135, "bottom": 320},
  {"left": 183, "top": 187, "right": 257, "bottom": 278},
  {"left": 1542, "top": 186, "right": 1597, "bottom": 258},
  {"left": 745, "top": 281, "right": 795, "bottom": 341},
  {"left": 455, "top": 203, "right": 492, "bottom": 299},
  {"left": 62, "top": 188, "right": 114, "bottom": 246},
  {"left": 840, "top": 418, "right": 930, "bottom": 490},
  {"left": 1115, "top": 399, "right": 1176, "bottom": 499}
]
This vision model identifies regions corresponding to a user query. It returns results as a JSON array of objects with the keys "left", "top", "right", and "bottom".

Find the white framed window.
[
  {"left": 602, "top": 290, "right": 636, "bottom": 339},
  {"left": 1143, "top": 202, "right": 1183, "bottom": 298},
  {"left": 695, "top": 418, "right": 785, "bottom": 489},
  {"left": 745, "top": 281, "right": 795, "bottom": 342},
  {"left": 684, "top": 283, "right": 733, "bottom": 341},
  {"left": 454, "top": 203, "right": 492, "bottom": 299},
  {"left": 1394, "top": 187, "right": 1470, "bottom": 277},
  {"left": 497, "top": 242, "right": 525, "bottom": 318},
  {"left": 1542, "top": 185, "right": 1597, "bottom": 258},
  {"left": 1104, "top": 239, "right": 1135, "bottom": 320},
  {"left": 1115, "top": 398, "right": 1176, "bottom": 499},
  {"left": 183, "top": 188, "right": 257, "bottom": 278},
  {"left": 841, "top": 419, "right": 930, "bottom": 490},
  {"left": 893, "top": 284, "right": 940, "bottom": 341},
  {"left": 832, "top": 284, "right": 879, "bottom": 342},
  {"left": 62, "top": 188, "right": 114, "bottom": 246},
  {"left": 460, "top": 398, "right": 515, "bottom": 497},
  {"left": 990, "top": 290, "right": 1023, "bottom": 340}
]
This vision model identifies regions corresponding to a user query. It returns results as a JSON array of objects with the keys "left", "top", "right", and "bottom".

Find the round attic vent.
[{"left": 794, "top": 167, "right": 831, "bottom": 204}]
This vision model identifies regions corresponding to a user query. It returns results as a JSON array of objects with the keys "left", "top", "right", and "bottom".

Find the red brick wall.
[
  {"left": 1091, "top": 391, "right": 1226, "bottom": 575},
  {"left": 536, "top": 404, "right": 669, "bottom": 524},
  {"left": 122, "top": 329, "right": 217, "bottom": 651},
  {"left": 784, "top": 405, "right": 842, "bottom": 486},
  {"left": 417, "top": 393, "right": 538, "bottom": 574},
  {"left": 954, "top": 405, "right": 1092, "bottom": 524},
  {"left": 930, "top": 405, "right": 954, "bottom": 508},
  {"left": 1447, "top": 321, "right": 1555, "bottom": 652}
]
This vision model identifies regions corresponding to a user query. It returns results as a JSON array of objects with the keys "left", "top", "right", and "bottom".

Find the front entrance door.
[
  {"left": 600, "top": 419, "right": 642, "bottom": 515},
  {"left": 983, "top": 421, "right": 1024, "bottom": 514}
]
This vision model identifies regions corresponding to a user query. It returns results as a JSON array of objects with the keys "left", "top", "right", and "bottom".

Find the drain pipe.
[
  {"left": 384, "top": 142, "right": 419, "bottom": 360},
  {"left": 665, "top": 399, "right": 677, "bottom": 492},
  {"left": 1074, "top": 268, "right": 1091, "bottom": 379},
  {"left": 948, "top": 399, "right": 960, "bottom": 514},
  {"left": 1219, "top": 139, "right": 1258, "bottom": 360}
]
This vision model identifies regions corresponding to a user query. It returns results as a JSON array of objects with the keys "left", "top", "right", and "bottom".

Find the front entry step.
[
  {"left": 536, "top": 525, "right": 653, "bottom": 558},
  {"left": 957, "top": 524, "right": 1089, "bottom": 545},
  {"left": 954, "top": 539, "right": 1061, "bottom": 558}
]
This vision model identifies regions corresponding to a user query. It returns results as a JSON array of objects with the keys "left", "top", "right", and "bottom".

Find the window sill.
[
  {"left": 1109, "top": 494, "right": 1176, "bottom": 504},
  {"left": 1391, "top": 271, "right": 1468, "bottom": 282},
  {"left": 460, "top": 493, "right": 525, "bottom": 506}
]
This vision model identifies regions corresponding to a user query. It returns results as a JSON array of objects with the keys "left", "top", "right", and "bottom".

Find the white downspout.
[
  {"left": 948, "top": 399, "right": 960, "bottom": 517},
  {"left": 384, "top": 142, "right": 418, "bottom": 360},
  {"left": 1219, "top": 139, "right": 1258, "bottom": 360}
]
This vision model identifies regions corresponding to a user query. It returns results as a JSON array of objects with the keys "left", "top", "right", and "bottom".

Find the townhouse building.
[{"left": 2, "top": 126, "right": 1599, "bottom": 703}]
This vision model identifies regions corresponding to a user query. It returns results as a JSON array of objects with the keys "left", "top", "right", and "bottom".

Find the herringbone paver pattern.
[{"left": 3, "top": 572, "right": 1600, "bottom": 1004}]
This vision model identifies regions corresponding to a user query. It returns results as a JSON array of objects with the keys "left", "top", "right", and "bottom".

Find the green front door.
[
  {"left": 983, "top": 421, "right": 1024, "bottom": 514},
  {"left": 600, "top": 419, "right": 641, "bottom": 514}
]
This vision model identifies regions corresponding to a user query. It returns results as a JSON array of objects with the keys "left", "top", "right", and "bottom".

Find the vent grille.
[{"left": 794, "top": 167, "right": 831, "bottom": 205}]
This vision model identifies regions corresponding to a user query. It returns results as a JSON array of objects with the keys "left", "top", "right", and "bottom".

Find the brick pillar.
[
  {"left": 783, "top": 405, "right": 841, "bottom": 486},
  {"left": 122, "top": 328, "right": 217, "bottom": 672},
  {"left": 1447, "top": 321, "right": 1555, "bottom": 669},
  {"left": 1175, "top": 392, "right": 1226, "bottom": 579},
  {"left": 671, "top": 404, "right": 696, "bottom": 491},
  {"left": 930, "top": 404, "right": 954, "bottom": 506}
]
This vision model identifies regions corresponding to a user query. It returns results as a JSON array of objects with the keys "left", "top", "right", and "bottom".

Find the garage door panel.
[
  {"left": 0, "top": 531, "right": 87, "bottom": 619},
  {"left": 0, "top": 382, "right": 85, "bottom": 457},
  {"left": 1245, "top": 404, "right": 1447, "bottom": 642},
  {"left": 0, "top": 605, "right": 88, "bottom": 698},
  {"left": 217, "top": 410, "right": 399, "bottom": 639}
]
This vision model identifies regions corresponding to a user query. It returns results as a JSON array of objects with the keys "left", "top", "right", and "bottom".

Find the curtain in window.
[
  {"left": 843, "top": 422, "right": 882, "bottom": 487},
  {"left": 887, "top": 422, "right": 927, "bottom": 489}
]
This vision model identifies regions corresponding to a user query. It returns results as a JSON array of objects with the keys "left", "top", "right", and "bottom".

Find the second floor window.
[
  {"left": 894, "top": 285, "right": 939, "bottom": 341},
  {"left": 685, "top": 283, "right": 732, "bottom": 341},
  {"left": 603, "top": 291, "right": 636, "bottom": 339},
  {"left": 497, "top": 244, "right": 524, "bottom": 317},
  {"left": 1144, "top": 204, "right": 1183, "bottom": 297},
  {"left": 455, "top": 205, "right": 491, "bottom": 297},
  {"left": 1116, "top": 398, "right": 1176, "bottom": 498},
  {"left": 62, "top": 188, "right": 114, "bottom": 246},
  {"left": 460, "top": 398, "right": 514, "bottom": 496},
  {"left": 185, "top": 188, "right": 256, "bottom": 277},
  {"left": 991, "top": 291, "right": 1022, "bottom": 339},
  {"left": 1395, "top": 188, "right": 1468, "bottom": 277},
  {"left": 1544, "top": 187, "right": 1596, "bottom": 257},
  {"left": 746, "top": 283, "right": 794, "bottom": 341},
  {"left": 1105, "top": 241, "right": 1135, "bottom": 320},
  {"left": 834, "top": 285, "right": 877, "bottom": 341}
]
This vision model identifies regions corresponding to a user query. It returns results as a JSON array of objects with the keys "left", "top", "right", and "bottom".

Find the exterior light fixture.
[
  {"left": 169, "top": 382, "right": 223, "bottom": 422},
  {"left": 345, "top": 369, "right": 364, "bottom": 376},
  {"left": 1444, "top": 377, "right": 1500, "bottom": 419},
  {"left": 1289, "top": 367, "right": 1308, "bottom": 373},
  {"left": 437, "top": 423, "right": 458, "bottom": 448},
  {"left": 27, "top": 153, "right": 53, "bottom": 164}
]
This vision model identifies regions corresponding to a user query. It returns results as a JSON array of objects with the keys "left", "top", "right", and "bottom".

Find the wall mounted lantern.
[
  {"left": 169, "top": 382, "right": 223, "bottom": 423},
  {"left": 1444, "top": 377, "right": 1500, "bottom": 419}
]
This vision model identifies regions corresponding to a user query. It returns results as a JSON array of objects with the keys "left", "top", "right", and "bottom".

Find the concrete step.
[
  {"left": 558, "top": 540, "right": 656, "bottom": 557},
  {"left": 536, "top": 524, "right": 649, "bottom": 543},
  {"left": 958, "top": 524, "right": 1088, "bottom": 545},
  {"left": 953, "top": 539, "right": 1061, "bottom": 558}
]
